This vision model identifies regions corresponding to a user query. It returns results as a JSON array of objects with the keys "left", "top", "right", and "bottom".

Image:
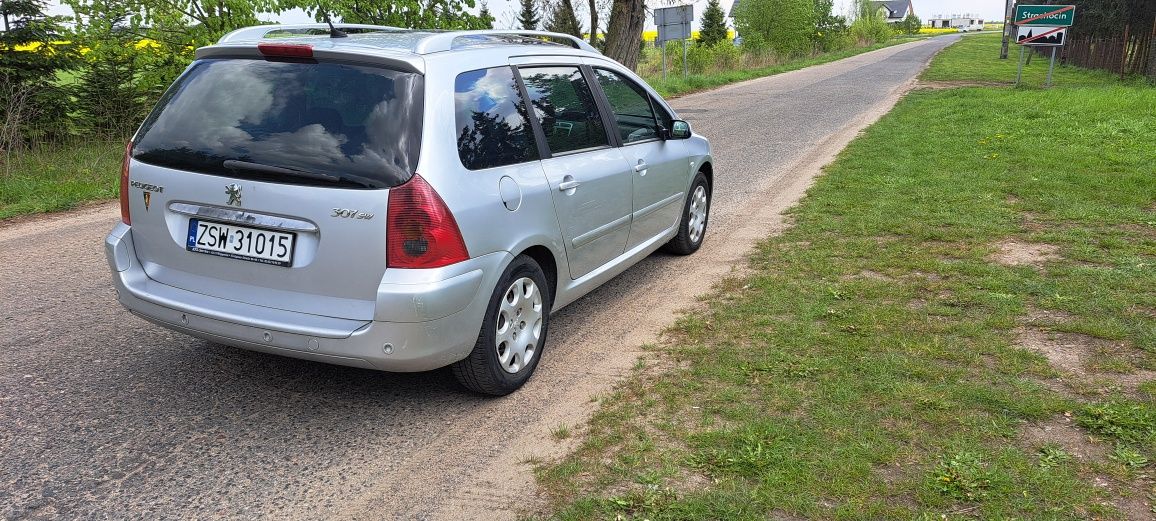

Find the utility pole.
[{"left": 1000, "top": 0, "right": 1015, "bottom": 59}]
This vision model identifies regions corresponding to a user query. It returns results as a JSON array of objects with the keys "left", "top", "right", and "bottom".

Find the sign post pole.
[
  {"left": 661, "top": 43, "right": 667, "bottom": 81},
  {"left": 1046, "top": 46, "right": 1057, "bottom": 87},
  {"left": 682, "top": 39, "right": 688, "bottom": 78},
  {"left": 1000, "top": 0, "right": 1014, "bottom": 58},
  {"left": 1015, "top": 45, "right": 1025, "bottom": 85}
]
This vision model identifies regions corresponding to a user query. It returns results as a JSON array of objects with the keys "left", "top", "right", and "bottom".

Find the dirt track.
[{"left": 0, "top": 36, "right": 957, "bottom": 520}]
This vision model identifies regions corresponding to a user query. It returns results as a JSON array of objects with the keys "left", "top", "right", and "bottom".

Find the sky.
[{"left": 45, "top": 0, "right": 1008, "bottom": 32}]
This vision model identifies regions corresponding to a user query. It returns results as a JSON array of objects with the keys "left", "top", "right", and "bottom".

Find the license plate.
[{"left": 186, "top": 219, "right": 296, "bottom": 267}]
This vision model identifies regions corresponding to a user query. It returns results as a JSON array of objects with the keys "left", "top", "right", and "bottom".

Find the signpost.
[
  {"left": 655, "top": 5, "right": 693, "bottom": 81},
  {"left": 1016, "top": 26, "right": 1067, "bottom": 46},
  {"left": 1013, "top": 5, "right": 1075, "bottom": 88},
  {"left": 1013, "top": 4, "right": 1075, "bottom": 27}
]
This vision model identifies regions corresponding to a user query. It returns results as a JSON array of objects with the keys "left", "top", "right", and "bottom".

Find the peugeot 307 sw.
[{"left": 106, "top": 24, "right": 714, "bottom": 395}]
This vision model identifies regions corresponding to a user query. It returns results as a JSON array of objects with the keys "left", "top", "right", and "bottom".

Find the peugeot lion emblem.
[{"left": 225, "top": 184, "right": 242, "bottom": 206}]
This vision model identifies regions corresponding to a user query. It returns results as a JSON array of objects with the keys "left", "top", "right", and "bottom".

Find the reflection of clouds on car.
[
  {"left": 147, "top": 61, "right": 276, "bottom": 151},
  {"left": 454, "top": 67, "right": 526, "bottom": 131}
]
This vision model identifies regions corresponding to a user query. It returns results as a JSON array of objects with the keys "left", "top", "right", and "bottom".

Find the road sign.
[
  {"left": 1016, "top": 25, "right": 1067, "bottom": 46},
  {"left": 1013, "top": 5, "right": 1075, "bottom": 27},
  {"left": 654, "top": 5, "right": 692, "bottom": 44}
]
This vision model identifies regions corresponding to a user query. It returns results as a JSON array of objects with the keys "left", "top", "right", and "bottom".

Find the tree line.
[{"left": 1, "top": 0, "right": 902, "bottom": 152}]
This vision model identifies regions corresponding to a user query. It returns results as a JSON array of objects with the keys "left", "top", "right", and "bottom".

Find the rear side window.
[
  {"left": 517, "top": 66, "right": 609, "bottom": 155},
  {"left": 133, "top": 59, "right": 424, "bottom": 189},
  {"left": 454, "top": 67, "right": 540, "bottom": 170}
]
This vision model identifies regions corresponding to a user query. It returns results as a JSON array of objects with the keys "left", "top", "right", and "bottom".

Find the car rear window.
[{"left": 133, "top": 58, "right": 424, "bottom": 189}]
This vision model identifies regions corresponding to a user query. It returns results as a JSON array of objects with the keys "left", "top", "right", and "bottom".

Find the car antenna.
[{"left": 323, "top": 13, "right": 347, "bottom": 38}]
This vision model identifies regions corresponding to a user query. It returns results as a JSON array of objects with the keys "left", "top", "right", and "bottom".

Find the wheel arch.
[
  {"left": 698, "top": 160, "right": 714, "bottom": 191},
  {"left": 515, "top": 245, "right": 558, "bottom": 309}
]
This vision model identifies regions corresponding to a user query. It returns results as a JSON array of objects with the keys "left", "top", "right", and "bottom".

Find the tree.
[
  {"left": 543, "top": 0, "right": 581, "bottom": 38},
  {"left": 586, "top": 0, "right": 597, "bottom": 45},
  {"left": 516, "top": 0, "right": 539, "bottom": 30},
  {"left": 734, "top": 0, "right": 816, "bottom": 56},
  {"left": 0, "top": 0, "right": 75, "bottom": 150},
  {"left": 291, "top": 0, "right": 492, "bottom": 30},
  {"left": 478, "top": 0, "right": 493, "bottom": 29},
  {"left": 601, "top": 0, "right": 645, "bottom": 69},
  {"left": 71, "top": 18, "right": 147, "bottom": 135},
  {"left": 812, "top": 0, "right": 848, "bottom": 50},
  {"left": 698, "top": 0, "right": 727, "bottom": 46},
  {"left": 900, "top": 13, "right": 920, "bottom": 35},
  {"left": 63, "top": 0, "right": 273, "bottom": 91}
]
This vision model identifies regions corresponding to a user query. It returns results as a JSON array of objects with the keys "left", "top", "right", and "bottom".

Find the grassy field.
[
  {"left": 642, "top": 38, "right": 920, "bottom": 98},
  {"left": 536, "top": 34, "right": 1155, "bottom": 519},
  {"left": 0, "top": 140, "right": 123, "bottom": 220},
  {"left": 922, "top": 32, "right": 1125, "bottom": 87}
]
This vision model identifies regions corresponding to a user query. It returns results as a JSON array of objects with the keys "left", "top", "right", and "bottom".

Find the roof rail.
[
  {"left": 414, "top": 30, "right": 600, "bottom": 54},
  {"left": 217, "top": 23, "right": 404, "bottom": 44}
]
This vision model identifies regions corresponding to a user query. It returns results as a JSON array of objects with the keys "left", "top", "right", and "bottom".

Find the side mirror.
[{"left": 669, "top": 120, "right": 691, "bottom": 139}]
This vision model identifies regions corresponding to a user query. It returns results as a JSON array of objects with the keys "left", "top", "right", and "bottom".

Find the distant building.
[
  {"left": 869, "top": 0, "right": 915, "bottom": 24},
  {"left": 926, "top": 14, "right": 985, "bottom": 31}
]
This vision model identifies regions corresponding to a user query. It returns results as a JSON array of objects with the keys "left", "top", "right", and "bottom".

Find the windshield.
[{"left": 133, "top": 58, "right": 424, "bottom": 189}]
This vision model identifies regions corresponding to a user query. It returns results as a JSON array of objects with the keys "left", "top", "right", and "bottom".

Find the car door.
[
  {"left": 515, "top": 63, "right": 633, "bottom": 280},
  {"left": 588, "top": 66, "right": 689, "bottom": 250}
]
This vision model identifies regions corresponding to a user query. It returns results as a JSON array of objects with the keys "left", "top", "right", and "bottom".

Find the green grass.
[
  {"left": 1, "top": 140, "right": 123, "bottom": 220},
  {"left": 536, "top": 31, "right": 1156, "bottom": 520},
  {"left": 922, "top": 32, "right": 1127, "bottom": 87},
  {"left": 644, "top": 38, "right": 921, "bottom": 98}
]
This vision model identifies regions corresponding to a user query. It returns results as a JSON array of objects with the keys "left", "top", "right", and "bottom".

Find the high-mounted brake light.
[
  {"left": 257, "top": 43, "right": 314, "bottom": 58},
  {"left": 387, "top": 175, "right": 469, "bottom": 269},
  {"left": 120, "top": 141, "right": 132, "bottom": 225}
]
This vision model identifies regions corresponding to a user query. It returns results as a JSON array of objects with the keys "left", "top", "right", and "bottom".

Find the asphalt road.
[{"left": 0, "top": 35, "right": 958, "bottom": 520}]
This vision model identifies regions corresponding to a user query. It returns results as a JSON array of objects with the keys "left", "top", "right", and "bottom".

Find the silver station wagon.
[{"left": 106, "top": 24, "right": 714, "bottom": 395}]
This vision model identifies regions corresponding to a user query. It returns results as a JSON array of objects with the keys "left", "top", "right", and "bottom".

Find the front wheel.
[
  {"left": 452, "top": 255, "right": 551, "bottom": 395},
  {"left": 663, "top": 171, "right": 711, "bottom": 255}
]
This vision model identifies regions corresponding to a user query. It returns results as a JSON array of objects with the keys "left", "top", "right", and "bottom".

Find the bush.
[
  {"left": 734, "top": 0, "right": 816, "bottom": 57},
  {"left": 849, "top": 0, "right": 894, "bottom": 45},
  {"left": 739, "top": 32, "right": 770, "bottom": 54},
  {"left": 815, "top": 28, "right": 854, "bottom": 52},
  {"left": 685, "top": 42, "right": 742, "bottom": 74},
  {"left": 900, "top": 14, "right": 921, "bottom": 35}
]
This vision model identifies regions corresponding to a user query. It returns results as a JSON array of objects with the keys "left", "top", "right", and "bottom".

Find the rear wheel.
[
  {"left": 663, "top": 171, "right": 711, "bottom": 255},
  {"left": 452, "top": 255, "right": 551, "bottom": 395}
]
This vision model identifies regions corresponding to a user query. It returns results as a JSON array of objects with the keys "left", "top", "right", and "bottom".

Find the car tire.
[
  {"left": 452, "top": 255, "right": 551, "bottom": 396},
  {"left": 663, "top": 170, "right": 711, "bottom": 255}
]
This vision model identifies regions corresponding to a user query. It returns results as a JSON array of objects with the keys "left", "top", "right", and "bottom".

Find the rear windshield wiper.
[
  {"left": 223, "top": 160, "right": 386, "bottom": 189},
  {"left": 223, "top": 159, "right": 338, "bottom": 181}
]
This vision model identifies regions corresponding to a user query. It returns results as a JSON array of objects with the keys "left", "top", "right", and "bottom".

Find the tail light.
[
  {"left": 120, "top": 141, "right": 132, "bottom": 225},
  {"left": 387, "top": 175, "right": 469, "bottom": 269}
]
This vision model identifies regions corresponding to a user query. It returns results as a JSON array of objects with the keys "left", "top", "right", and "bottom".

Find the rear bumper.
[{"left": 105, "top": 223, "right": 507, "bottom": 372}]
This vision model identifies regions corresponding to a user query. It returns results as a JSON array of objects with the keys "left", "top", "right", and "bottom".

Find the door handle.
[
  {"left": 558, "top": 180, "right": 581, "bottom": 191},
  {"left": 633, "top": 161, "right": 648, "bottom": 173}
]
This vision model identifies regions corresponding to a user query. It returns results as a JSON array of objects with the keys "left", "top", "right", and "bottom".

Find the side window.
[
  {"left": 454, "top": 66, "right": 539, "bottom": 170},
  {"left": 517, "top": 66, "right": 609, "bottom": 155},
  {"left": 593, "top": 68, "right": 660, "bottom": 144}
]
